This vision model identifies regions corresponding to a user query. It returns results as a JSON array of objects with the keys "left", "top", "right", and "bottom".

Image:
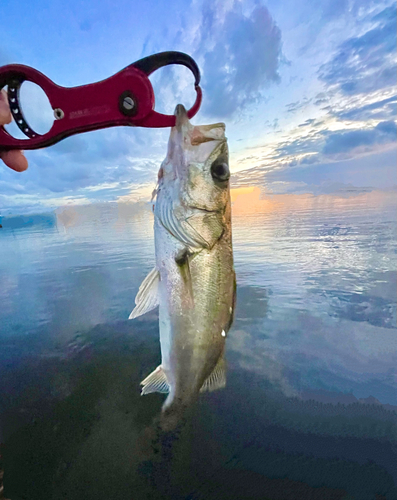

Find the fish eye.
[{"left": 211, "top": 160, "right": 230, "bottom": 182}]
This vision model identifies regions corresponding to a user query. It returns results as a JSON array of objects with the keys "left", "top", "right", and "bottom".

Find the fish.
[{"left": 129, "top": 104, "right": 236, "bottom": 417}]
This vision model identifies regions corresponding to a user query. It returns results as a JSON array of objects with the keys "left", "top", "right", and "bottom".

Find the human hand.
[{"left": 0, "top": 89, "right": 28, "bottom": 172}]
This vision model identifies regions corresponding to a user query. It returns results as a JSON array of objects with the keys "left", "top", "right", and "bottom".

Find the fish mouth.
[{"left": 188, "top": 205, "right": 221, "bottom": 214}]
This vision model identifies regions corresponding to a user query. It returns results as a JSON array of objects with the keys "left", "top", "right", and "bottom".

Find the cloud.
[
  {"left": 193, "top": 0, "right": 283, "bottom": 118},
  {"left": 319, "top": 4, "right": 397, "bottom": 95},
  {"left": 0, "top": 0, "right": 285, "bottom": 214},
  {"left": 275, "top": 131, "right": 324, "bottom": 158},
  {"left": 319, "top": 0, "right": 349, "bottom": 20},
  {"left": 322, "top": 120, "right": 396, "bottom": 155},
  {"left": 263, "top": 180, "right": 376, "bottom": 196},
  {"left": 298, "top": 118, "right": 316, "bottom": 127},
  {"left": 3, "top": 0, "right": 395, "bottom": 215},
  {"left": 255, "top": 148, "right": 396, "bottom": 190},
  {"left": 272, "top": 118, "right": 396, "bottom": 162},
  {"left": 333, "top": 95, "right": 397, "bottom": 121},
  {"left": 140, "top": 0, "right": 283, "bottom": 120},
  {"left": 0, "top": 180, "right": 28, "bottom": 195},
  {"left": 286, "top": 97, "right": 312, "bottom": 113},
  {"left": 0, "top": 53, "right": 173, "bottom": 209},
  {"left": 300, "top": 154, "right": 319, "bottom": 164},
  {"left": 0, "top": 124, "right": 164, "bottom": 213},
  {"left": 201, "top": 1, "right": 281, "bottom": 117},
  {"left": 231, "top": 117, "right": 396, "bottom": 193}
]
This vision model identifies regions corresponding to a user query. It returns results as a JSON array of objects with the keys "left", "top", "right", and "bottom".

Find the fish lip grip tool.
[{"left": 0, "top": 51, "right": 202, "bottom": 151}]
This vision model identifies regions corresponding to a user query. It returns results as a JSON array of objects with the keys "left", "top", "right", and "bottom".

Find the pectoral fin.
[
  {"left": 129, "top": 268, "right": 160, "bottom": 319},
  {"left": 175, "top": 248, "right": 194, "bottom": 307},
  {"left": 140, "top": 365, "right": 170, "bottom": 395},
  {"left": 200, "top": 355, "right": 226, "bottom": 393}
]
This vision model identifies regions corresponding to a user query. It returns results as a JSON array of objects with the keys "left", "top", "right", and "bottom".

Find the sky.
[{"left": 0, "top": 0, "right": 396, "bottom": 214}]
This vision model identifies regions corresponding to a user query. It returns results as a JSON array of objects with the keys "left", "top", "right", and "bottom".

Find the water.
[{"left": 0, "top": 188, "right": 396, "bottom": 500}]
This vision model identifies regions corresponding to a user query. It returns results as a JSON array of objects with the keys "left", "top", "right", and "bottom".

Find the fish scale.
[{"left": 129, "top": 104, "right": 235, "bottom": 423}]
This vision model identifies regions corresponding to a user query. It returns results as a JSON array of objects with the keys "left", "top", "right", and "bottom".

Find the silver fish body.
[{"left": 130, "top": 105, "right": 235, "bottom": 413}]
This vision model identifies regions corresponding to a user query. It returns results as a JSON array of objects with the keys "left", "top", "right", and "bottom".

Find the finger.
[
  {"left": 0, "top": 90, "right": 29, "bottom": 171},
  {"left": 0, "top": 89, "right": 13, "bottom": 126},
  {"left": 0, "top": 150, "right": 28, "bottom": 172}
]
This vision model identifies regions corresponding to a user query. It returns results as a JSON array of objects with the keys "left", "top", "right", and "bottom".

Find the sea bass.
[{"left": 129, "top": 104, "right": 235, "bottom": 414}]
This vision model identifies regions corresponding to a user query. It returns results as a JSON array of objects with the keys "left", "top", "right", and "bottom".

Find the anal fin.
[
  {"left": 140, "top": 365, "right": 170, "bottom": 395},
  {"left": 129, "top": 268, "right": 160, "bottom": 320},
  {"left": 200, "top": 355, "right": 226, "bottom": 393}
]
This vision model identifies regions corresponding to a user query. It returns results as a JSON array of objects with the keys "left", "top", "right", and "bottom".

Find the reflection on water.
[{"left": 0, "top": 189, "right": 396, "bottom": 499}]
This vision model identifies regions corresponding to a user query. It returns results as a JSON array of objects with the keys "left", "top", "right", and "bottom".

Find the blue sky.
[{"left": 0, "top": 0, "right": 396, "bottom": 213}]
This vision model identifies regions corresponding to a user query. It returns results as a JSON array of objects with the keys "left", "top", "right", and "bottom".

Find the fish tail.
[{"left": 160, "top": 394, "right": 194, "bottom": 432}]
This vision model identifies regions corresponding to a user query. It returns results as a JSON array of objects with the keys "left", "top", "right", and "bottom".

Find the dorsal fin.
[
  {"left": 140, "top": 365, "right": 170, "bottom": 395},
  {"left": 200, "top": 355, "right": 226, "bottom": 393},
  {"left": 129, "top": 268, "right": 160, "bottom": 319}
]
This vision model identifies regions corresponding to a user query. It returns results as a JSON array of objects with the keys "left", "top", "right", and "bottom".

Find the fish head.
[{"left": 161, "top": 105, "right": 230, "bottom": 213}]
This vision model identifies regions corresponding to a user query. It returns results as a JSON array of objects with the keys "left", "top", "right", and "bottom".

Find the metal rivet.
[{"left": 54, "top": 108, "right": 64, "bottom": 120}]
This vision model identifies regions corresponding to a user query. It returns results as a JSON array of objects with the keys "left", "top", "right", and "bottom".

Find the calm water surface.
[{"left": 0, "top": 189, "right": 396, "bottom": 500}]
